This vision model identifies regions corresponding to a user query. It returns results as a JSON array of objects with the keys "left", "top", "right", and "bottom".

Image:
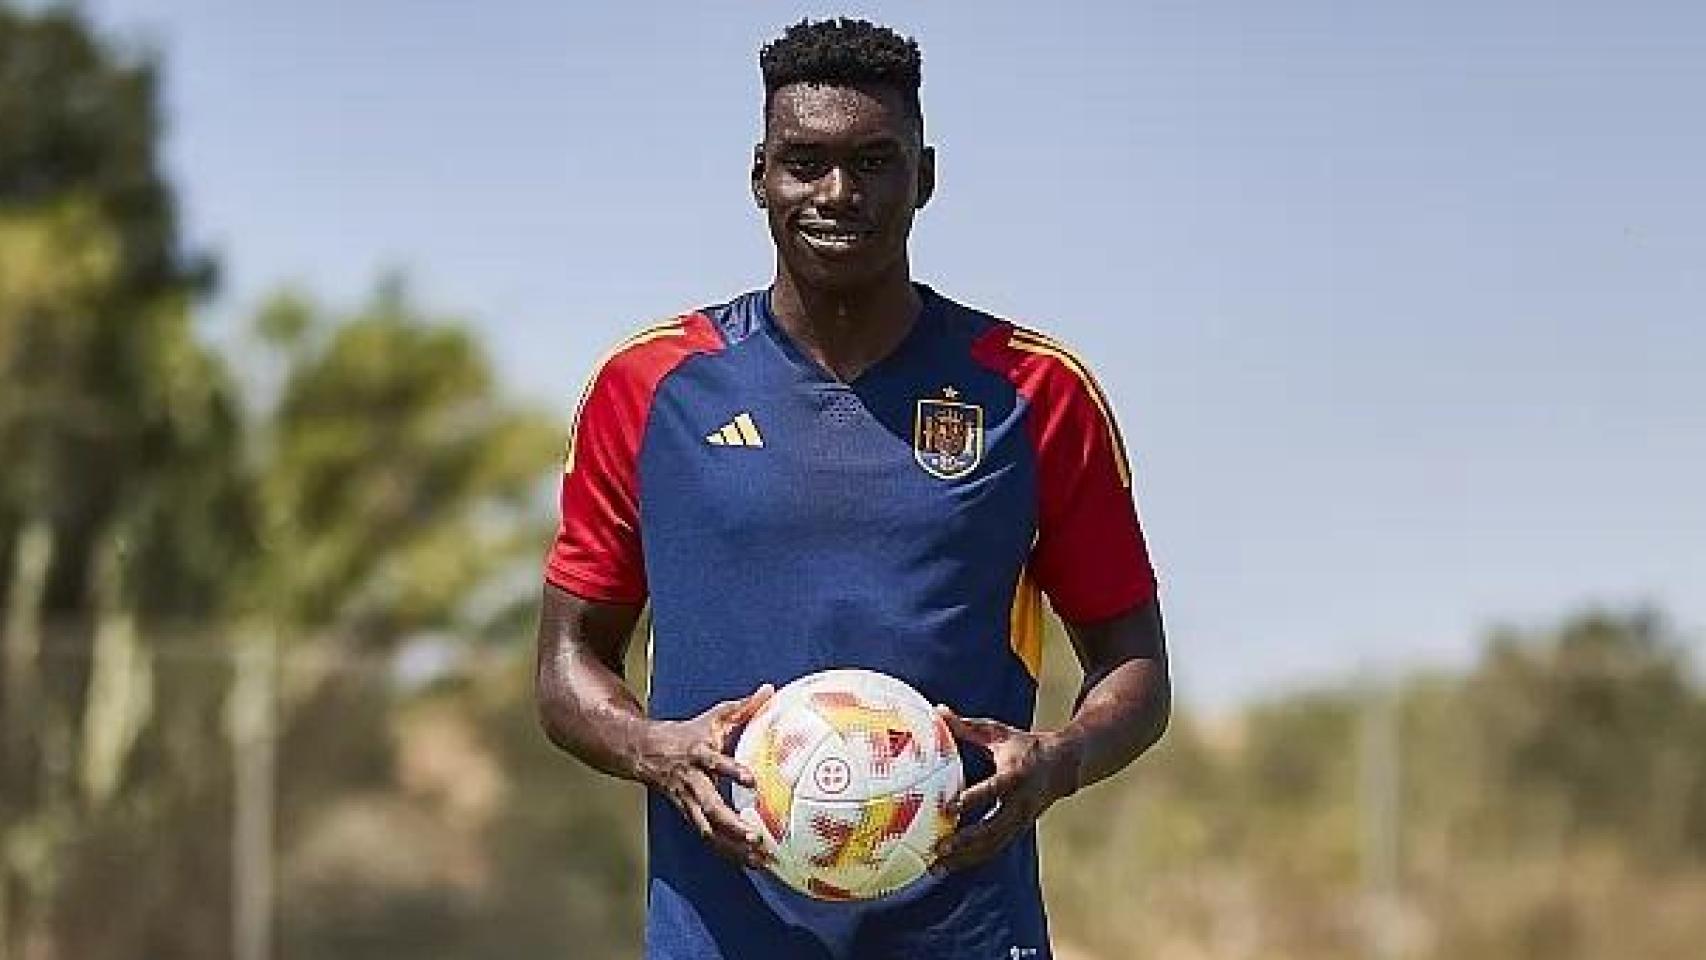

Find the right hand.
[{"left": 637, "top": 683, "right": 775, "bottom": 868}]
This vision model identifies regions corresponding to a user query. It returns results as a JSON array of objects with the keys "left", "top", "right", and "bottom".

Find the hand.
[
  {"left": 930, "top": 705, "right": 1078, "bottom": 873},
  {"left": 637, "top": 683, "right": 775, "bottom": 869}
]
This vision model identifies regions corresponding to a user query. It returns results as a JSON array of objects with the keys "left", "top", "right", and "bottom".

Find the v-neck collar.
[{"left": 758, "top": 284, "right": 939, "bottom": 389}]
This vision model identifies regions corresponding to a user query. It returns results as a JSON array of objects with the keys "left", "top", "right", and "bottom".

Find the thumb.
[
  {"left": 726, "top": 683, "right": 775, "bottom": 724},
  {"left": 937, "top": 704, "right": 1004, "bottom": 746}
]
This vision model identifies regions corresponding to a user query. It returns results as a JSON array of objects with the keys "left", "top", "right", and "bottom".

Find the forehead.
[{"left": 765, "top": 82, "right": 918, "bottom": 145}]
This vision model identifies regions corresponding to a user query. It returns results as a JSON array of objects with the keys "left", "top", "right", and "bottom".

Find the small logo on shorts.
[
  {"left": 813, "top": 757, "right": 851, "bottom": 795},
  {"left": 1008, "top": 947, "right": 1040, "bottom": 960}
]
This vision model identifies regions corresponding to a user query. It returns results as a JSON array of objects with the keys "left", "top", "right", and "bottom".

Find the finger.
[
  {"left": 692, "top": 742, "right": 754, "bottom": 787},
  {"left": 954, "top": 768, "right": 1022, "bottom": 814},
  {"left": 676, "top": 787, "right": 761, "bottom": 868},
  {"left": 935, "top": 705, "right": 1007, "bottom": 747},
  {"left": 713, "top": 683, "right": 776, "bottom": 738},
  {"left": 934, "top": 794, "right": 1033, "bottom": 872},
  {"left": 674, "top": 784, "right": 716, "bottom": 841},
  {"left": 684, "top": 771, "right": 768, "bottom": 867},
  {"left": 726, "top": 683, "right": 775, "bottom": 722}
]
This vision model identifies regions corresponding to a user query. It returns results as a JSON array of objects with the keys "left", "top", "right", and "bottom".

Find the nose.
[{"left": 815, "top": 164, "right": 861, "bottom": 211}]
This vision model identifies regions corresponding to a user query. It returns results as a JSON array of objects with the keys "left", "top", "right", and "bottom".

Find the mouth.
[{"left": 794, "top": 220, "right": 874, "bottom": 255}]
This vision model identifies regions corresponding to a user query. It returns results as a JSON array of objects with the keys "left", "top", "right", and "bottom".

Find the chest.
[{"left": 636, "top": 345, "right": 1036, "bottom": 556}]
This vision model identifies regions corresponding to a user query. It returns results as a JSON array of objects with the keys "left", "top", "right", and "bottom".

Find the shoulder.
[
  {"left": 950, "top": 301, "right": 1130, "bottom": 485},
  {"left": 564, "top": 310, "right": 726, "bottom": 470},
  {"left": 948, "top": 300, "right": 1109, "bottom": 407},
  {"left": 585, "top": 311, "right": 726, "bottom": 395}
]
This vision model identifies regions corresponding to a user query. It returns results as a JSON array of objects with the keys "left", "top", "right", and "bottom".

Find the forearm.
[
  {"left": 536, "top": 639, "right": 656, "bottom": 784},
  {"left": 1049, "top": 656, "right": 1170, "bottom": 795},
  {"left": 534, "top": 584, "right": 655, "bottom": 784}
]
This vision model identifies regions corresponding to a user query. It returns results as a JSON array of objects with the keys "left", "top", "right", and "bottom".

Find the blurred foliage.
[
  {"left": 1041, "top": 607, "right": 1706, "bottom": 960},
  {"left": 2, "top": 4, "right": 1702, "bottom": 960},
  {"left": 0, "top": 5, "right": 558, "bottom": 958}
]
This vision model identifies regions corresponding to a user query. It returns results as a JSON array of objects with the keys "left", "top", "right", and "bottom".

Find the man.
[{"left": 537, "top": 18, "right": 1169, "bottom": 960}]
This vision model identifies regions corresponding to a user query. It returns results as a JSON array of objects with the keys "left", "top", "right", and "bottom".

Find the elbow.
[
  {"left": 533, "top": 661, "right": 577, "bottom": 755},
  {"left": 1146, "top": 668, "right": 1173, "bottom": 748}
]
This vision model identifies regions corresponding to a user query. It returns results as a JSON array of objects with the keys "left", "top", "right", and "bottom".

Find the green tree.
[
  {"left": 0, "top": 12, "right": 563, "bottom": 956},
  {"left": 1, "top": 5, "right": 243, "bottom": 944},
  {"left": 1467, "top": 609, "right": 1706, "bottom": 862}
]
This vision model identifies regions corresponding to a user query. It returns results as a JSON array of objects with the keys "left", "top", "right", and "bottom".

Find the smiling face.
[{"left": 753, "top": 82, "right": 935, "bottom": 295}]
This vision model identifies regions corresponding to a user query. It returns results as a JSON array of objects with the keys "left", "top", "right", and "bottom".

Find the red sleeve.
[
  {"left": 973, "top": 323, "right": 1157, "bottom": 624},
  {"left": 545, "top": 314, "right": 721, "bottom": 604}
]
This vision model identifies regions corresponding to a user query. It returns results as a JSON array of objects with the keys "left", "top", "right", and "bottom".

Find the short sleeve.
[
  {"left": 1011, "top": 334, "right": 1157, "bottom": 623},
  {"left": 544, "top": 315, "right": 722, "bottom": 604},
  {"left": 546, "top": 357, "right": 649, "bottom": 603}
]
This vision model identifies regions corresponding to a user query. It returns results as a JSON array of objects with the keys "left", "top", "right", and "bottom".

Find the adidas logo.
[{"left": 705, "top": 412, "right": 764, "bottom": 447}]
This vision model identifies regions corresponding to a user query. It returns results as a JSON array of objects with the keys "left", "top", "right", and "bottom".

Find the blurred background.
[{"left": 1, "top": 1, "right": 1702, "bottom": 957}]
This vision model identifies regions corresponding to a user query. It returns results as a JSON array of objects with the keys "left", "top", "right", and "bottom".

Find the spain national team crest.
[{"left": 914, "top": 396, "right": 984, "bottom": 480}]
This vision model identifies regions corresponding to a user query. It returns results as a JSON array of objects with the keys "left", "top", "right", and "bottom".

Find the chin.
[{"left": 784, "top": 249, "right": 899, "bottom": 294}]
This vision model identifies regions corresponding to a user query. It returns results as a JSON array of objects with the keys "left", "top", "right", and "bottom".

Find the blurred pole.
[
  {"left": 1361, "top": 680, "right": 1401, "bottom": 960},
  {"left": 0, "top": 865, "right": 9, "bottom": 960},
  {"left": 3, "top": 518, "right": 53, "bottom": 783},
  {"left": 231, "top": 632, "right": 277, "bottom": 960}
]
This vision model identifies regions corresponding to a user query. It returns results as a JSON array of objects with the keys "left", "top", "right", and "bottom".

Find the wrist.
[
  {"left": 1040, "top": 730, "right": 1086, "bottom": 802},
  {"left": 625, "top": 717, "right": 667, "bottom": 788}
]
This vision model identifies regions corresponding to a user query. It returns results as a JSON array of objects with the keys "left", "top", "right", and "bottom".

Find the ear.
[
  {"left": 750, "top": 143, "right": 767, "bottom": 209},
  {"left": 915, "top": 145, "right": 936, "bottom": 210}
]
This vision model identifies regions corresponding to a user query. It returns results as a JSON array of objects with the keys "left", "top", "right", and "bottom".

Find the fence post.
[
  {"left": 1361, "top": 679, "right": 1401, "bottom": 959},
  {"left": 231, "top": 631, "right": 278, "bottom": 960}
]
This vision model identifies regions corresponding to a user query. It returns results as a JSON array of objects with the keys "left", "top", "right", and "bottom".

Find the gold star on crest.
[{"left": 942, "top": 386, "right": 960, "bottom": 399}]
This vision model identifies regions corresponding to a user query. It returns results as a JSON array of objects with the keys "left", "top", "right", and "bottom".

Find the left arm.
[
  {"left": 932, "top": 597, "right": 1169, "bottom": 872},
  {"left": 1050, "top": 594, "right": 1170, "bottom": 793}
]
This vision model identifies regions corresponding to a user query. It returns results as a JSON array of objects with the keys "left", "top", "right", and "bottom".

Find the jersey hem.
[
  {"left": 1051, "top": 575, "right": 1157, "bottom": 626},
  {"left": 544, "top": 567, "right": 648, "bottom": 606}
]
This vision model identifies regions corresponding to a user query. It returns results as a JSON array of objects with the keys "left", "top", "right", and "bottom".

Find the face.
[{"left": 752, "top": 82, "right": 935, "bottom": 293}]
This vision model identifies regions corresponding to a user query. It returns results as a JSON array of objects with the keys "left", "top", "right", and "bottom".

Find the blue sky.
[{"left": 82, "top": 0, "right": 1705, "bottom": 706}]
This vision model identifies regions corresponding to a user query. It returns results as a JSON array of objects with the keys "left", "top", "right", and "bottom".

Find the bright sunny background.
[
  {"left": 80, "top": 0, "right": 1704, "bottom": 705},
  {"left": 9, "top": 5, "right": 1706, "bottom": 959}
]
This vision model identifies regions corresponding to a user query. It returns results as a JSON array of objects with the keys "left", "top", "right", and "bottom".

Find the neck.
[{"left": 770, "top": 261, "right": 922, "bottom": 382}]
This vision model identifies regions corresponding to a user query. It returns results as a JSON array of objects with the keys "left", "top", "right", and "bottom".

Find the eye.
[
  {"left": 781, "top": 153, "right": 829, "bottom": 179},
  {"left": 856, "top": 154, "right": 894, "bottom": 174}
]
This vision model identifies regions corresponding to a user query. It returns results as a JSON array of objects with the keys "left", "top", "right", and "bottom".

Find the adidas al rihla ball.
[{"left": 731, "top": 668, "right": 964, "bottom": 901}]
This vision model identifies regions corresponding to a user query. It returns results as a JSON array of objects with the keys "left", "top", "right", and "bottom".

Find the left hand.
[{"left": 930, "top": 705, "right": 1078, "bottom": 873}]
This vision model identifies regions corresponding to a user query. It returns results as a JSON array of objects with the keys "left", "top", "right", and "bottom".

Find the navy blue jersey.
[{"left": 548, "top": 285, "right": 1156, "bottom": 959}]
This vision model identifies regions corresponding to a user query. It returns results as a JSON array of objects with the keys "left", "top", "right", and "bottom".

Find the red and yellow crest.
[{"left": 913, "top": 398, "right": 984, "bottom": 479}]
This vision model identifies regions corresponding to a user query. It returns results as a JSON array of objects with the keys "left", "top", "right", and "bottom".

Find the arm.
[
  {"left": 534, "top": 582, "right": 772, "bottom": 867},
  {"left": 533, "top": 581, "right": 650, "bottom": 781},
  {"left": 1050, "top": 595, "right": 1170, "bottom": 796},
  {"left": 933, "top": 597, "right": 1169, "bottom": 872}
]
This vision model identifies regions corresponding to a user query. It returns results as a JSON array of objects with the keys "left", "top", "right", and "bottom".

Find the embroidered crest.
[{"left": 914, "top": 398, "right": 984, "bottom": 479}]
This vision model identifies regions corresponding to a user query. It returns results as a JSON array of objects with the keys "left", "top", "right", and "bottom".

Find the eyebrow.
[{"left": 772, "top": 133, "right": 906, "bottom": 151}]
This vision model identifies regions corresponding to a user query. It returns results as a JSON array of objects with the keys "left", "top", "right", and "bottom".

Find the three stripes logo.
[{"left": 705, "top": 412, "right": 765, "bottom": 448}]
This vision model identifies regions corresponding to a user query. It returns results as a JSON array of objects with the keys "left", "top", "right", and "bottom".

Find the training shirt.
[{"left": 546, "top": 284, "right": 1156, "bottom": 960}]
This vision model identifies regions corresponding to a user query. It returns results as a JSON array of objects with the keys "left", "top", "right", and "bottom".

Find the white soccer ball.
[{"left": 731, "top": 668, "right": 963, "bottom": 901}]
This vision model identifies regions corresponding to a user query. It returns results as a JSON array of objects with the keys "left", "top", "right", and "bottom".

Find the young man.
[{"left": 537, "top": 18, "right": 1169, "bottom": 960}]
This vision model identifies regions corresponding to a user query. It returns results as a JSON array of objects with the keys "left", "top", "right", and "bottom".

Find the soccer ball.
[{"left": 731, "top": 668, "right": 963, "bottom": 901}]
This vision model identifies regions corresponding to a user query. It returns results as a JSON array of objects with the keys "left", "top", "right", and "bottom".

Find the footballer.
[{"left": 536, "top": 18, "right": 1170, "bottom": 960}]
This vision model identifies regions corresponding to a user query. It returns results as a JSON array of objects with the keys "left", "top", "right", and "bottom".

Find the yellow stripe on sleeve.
[
  {"left": 1006, "top": 330, "right": 1132, "bottom": 488},
  {"left": 563, "top": 319, "right": 686, "bottom": 474}
]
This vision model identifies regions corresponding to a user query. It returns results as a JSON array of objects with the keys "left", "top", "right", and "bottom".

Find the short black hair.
[{"left": 759, "top": 18, "right": 923, "bottom": 126}]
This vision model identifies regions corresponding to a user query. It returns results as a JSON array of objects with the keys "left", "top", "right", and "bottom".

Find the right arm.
[
  {"left": 533, "top": 582, "right": 651, "bottom": 781},
  {"left": 534, "top": 581, "right": 772, "bottom": 867}
]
